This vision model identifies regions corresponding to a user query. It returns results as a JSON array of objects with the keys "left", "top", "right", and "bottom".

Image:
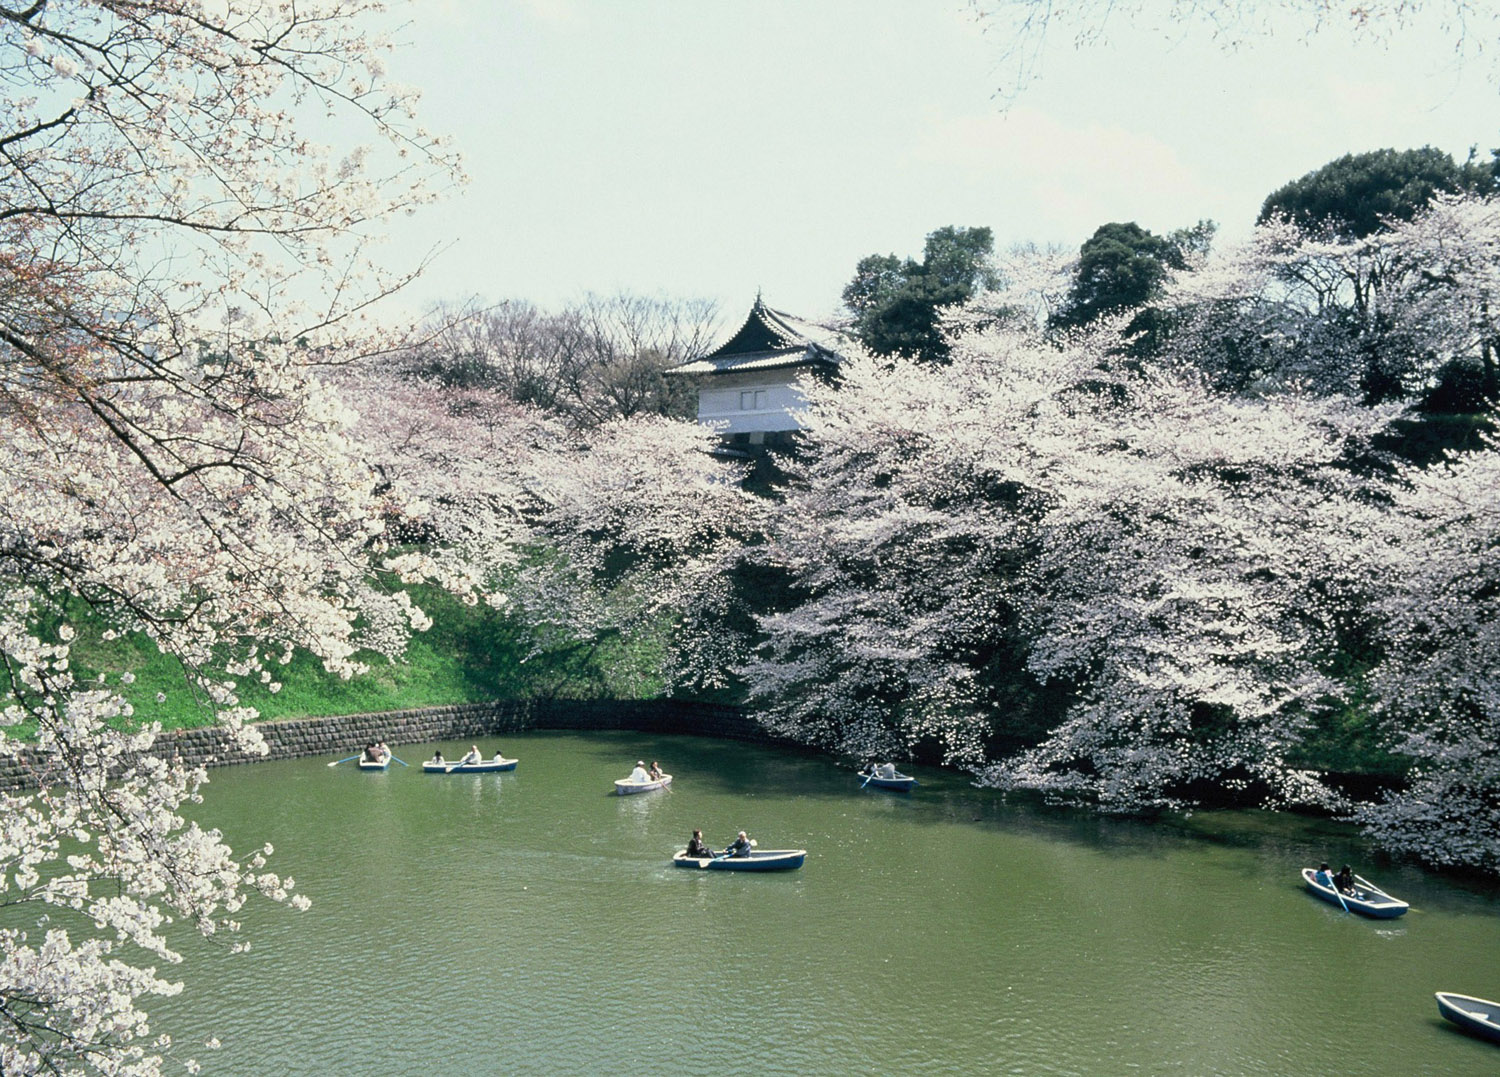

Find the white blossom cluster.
[{"left": 0, "top": 2, "right": 458, "bottom": 1072}]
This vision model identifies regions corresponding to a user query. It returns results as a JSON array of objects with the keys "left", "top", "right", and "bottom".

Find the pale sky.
[{"left": 382, "top": 1, "right": 1498, "bottom": 328}]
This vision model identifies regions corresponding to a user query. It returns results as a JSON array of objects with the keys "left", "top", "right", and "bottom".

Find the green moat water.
[{"left": 151, "top": 731, "right": 1500, "bottom": 1075}]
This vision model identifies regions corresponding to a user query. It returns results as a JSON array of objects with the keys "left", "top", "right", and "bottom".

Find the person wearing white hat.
[{"left": 628, "top": 760, "right": 651, "bottom": 783}]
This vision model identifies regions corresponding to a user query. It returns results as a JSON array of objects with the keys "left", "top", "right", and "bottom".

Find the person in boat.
[
  {"left": 648, "top": 760, "right": 663, "bottom": 780},
  {"left": 726, "top": 831, "right": 753, "bottom": 858},
  {"left": 375, "top": 740, "right": 390, "bottom": 762},
  {"left": 460, "top": 744, "right": 482, "bottom": 766},
  {"left": 429, "top": 750, "right": 444, "bottom": 766},
  {"left": 877, "top": 761, "right": 897, "bottom": 779},
  {"left": 1333, "top": 865, "right": 1356, "bottom": 895},
  {"left": 491, "top": 747, "right": 505, "bottom": 762},
  {"left": 628, "top": 760, "right": 651, "bottom": 783},
  {"left": 361, "top": 742, "right": 380, "bottom": 763},
  {"left": 686, "top": 829, "right": 713, "bottom": 858},
  {"left": 1314, "top": 862, "right": 1334, "bottom": 888}
]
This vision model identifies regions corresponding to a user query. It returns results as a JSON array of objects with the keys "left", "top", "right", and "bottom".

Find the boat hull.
[
  {"left": 1436, "top": 992, "right": 1500, "bottom": 1044},
  {"left": 422, "top": 758, "right": 518, "bottom": 774},
  {"left": 860, "top": 771, "right": 917, "bottom": 791},
  {"left": 1300, "top": 868, "right": 1409, "bottom": 918},
  {"left": 615, "top": 774, "right": 672, "bottom": 795},
  {"left": 672, "top": 849, "right": 805, "bottom": 871},
  {"left": 357, "top": 758, "right": 390, "bottom": 771}
]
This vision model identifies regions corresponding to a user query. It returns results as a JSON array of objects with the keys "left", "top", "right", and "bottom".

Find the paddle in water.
[
  {"left": 1323, "top": 866, "right": 1350, "bottom": 913},
  {"left": 326, "top": 755, "right": 359, "bottom": 768}
]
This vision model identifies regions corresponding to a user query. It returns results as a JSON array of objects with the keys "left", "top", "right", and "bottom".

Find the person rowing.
[
  {"left": 628, "top": 760, "right": 651, "bottom": 783},
  {"left": 725, "top": 831, "right": 754, "bottom": 858},
  {"left": 1332, "top": 864, "right": 1356, "bottom": 895},
  {"left": 460, "top": 744, "right": 482, "bottom": 766}
]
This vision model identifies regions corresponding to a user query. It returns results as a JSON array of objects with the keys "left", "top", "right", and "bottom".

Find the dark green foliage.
[
  {"left": 1056, "top": 222, "right": 1180, "bottom": 327},
  {"left": 1258, "top": 146, "right": 1498, "bottom": 239},
  {"left": 1052, "top": 220, "right": 1214, "bottom": 356},
  {"left": 842, "top": 226, "right": 998, "bottom": 363}
]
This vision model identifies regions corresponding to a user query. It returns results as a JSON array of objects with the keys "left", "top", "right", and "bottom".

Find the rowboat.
[
  {"left": 1435, "top": 992, "right": 1500, "bottom": 1044},
  {"left": 672, "top": 849, "right": 806, "bottom": 872},
  {"left": 859, "top": 768, "right": 917, "bottom": 792},
  {"left": 357, "top": 755, "right": 390, "bottom": 771},
  {"left": 1300, "top": 868, "right": 1409, "bottom": 918},
  {"left": 614, "top": 773, "right": 671, "bottom": 795},
  {"left": 422, "top": 757, "right": 517, "bottom": 774}
]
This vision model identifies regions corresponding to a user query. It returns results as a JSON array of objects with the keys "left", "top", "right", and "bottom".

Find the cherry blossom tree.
[
  {"left": 0, "top": 2, "right": 457, "bottom": 1072},
  {"left": 337, "top": 361, "right": 761, "bottom": 698},
  {"left": 1158, "top": 194, "right": 1500, "bottom": 404},
  {"left": 1355, "top": 435, "right": 1500, "bottom": 872},
  {"left": 739, "top": 338, "right": 1044, "bottom": 765},
  {"left": 749, "top": 314, "right": 1396, "bottom": 799}
]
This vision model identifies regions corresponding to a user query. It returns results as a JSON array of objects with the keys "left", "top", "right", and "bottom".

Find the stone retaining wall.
[{"left": 0, "top": 699, "right": 781, "bottom": 790}]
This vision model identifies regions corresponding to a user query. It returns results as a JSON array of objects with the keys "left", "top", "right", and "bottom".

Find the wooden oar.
[
  {"left": 1326, "top": 872, "right": 1350, "bottom": 913},
  {"left": 327, "top": 755, "right": 359, "bottom": 767}
]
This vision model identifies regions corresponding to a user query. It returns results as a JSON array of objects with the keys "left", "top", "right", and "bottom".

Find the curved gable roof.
[{"left": 668, "top": 297, "right": 850, "bottom": 376}]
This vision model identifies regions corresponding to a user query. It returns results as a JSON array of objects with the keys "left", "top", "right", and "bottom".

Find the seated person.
[
  {"left": 460, "top": 745, "right": 482, "bottom": 766},
  {"left": 492, "top": 747, "right": 505, "bottom": 762},
  {"left": 628, "top": 761, "right": 651, "bottom": 783},
  {"left": 686, "top": 829, "right": 713, "bottom": 858},
  {"left": 1313, "top": 862, "right": 1334, "bottom": 888},
  {"left": 429, "top": 750, "right": 444, "bottom": 765},
  {"left": 361, "top": 742, "right": 379, "bottom": 762},
  {"left": 726, "top": 831, "right": 754, "bottom": 858},
  {"left": 877, "top": 761, "right": 897, "bottom": 779},
  {"left": 648, "top": 760, "right": 663, "bottom": 780},
  {"left": 1332, "top": 865, "right": 1356, "bottom": 895}
]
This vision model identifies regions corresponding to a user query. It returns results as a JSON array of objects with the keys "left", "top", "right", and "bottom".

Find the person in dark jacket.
[
  {"left": 686, "top": 829, "right": 713, "bottom": 858},
  {"left": 726, "top": 831, "right": 754, "bottom": 858},
  {"left": 1332, "top": 865, "right": 1356, "bottom": 895}
]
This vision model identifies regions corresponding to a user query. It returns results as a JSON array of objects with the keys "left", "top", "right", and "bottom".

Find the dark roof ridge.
[{"left": 703, "top": 297, "right": 845, "bottom": 361}]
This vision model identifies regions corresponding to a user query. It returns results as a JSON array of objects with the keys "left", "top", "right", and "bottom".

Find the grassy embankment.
[{"left": 4, "top": 584, "right": 672, "bottom": 736}]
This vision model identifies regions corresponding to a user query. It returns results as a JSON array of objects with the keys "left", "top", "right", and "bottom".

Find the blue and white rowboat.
[
  {"left": 1300, "top": 868, "right": 1409, "bottom": 918},
  {"left": 1436, "top": 992, "right": 1500, "bottom": 1044},
  {"left": 673, "top": 849, "right": 805, "bottom": 871},
  {"left": 422, "top": 757, "right": 517, "bottom": 774},
  {"left": 357, "top": 755, "right": 391, "bottom": 771},
  {"left": 859, "top": 769, "right": 917, "bottom": 792}
]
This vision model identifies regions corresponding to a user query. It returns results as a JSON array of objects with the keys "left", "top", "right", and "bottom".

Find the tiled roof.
[{"left": 668, "top": 297, "right": 850, "bottom": 377}]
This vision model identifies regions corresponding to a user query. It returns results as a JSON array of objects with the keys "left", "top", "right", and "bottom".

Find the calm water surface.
[{"left": 149, "top": 731, "right": 1500, "bottom": 1076}]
